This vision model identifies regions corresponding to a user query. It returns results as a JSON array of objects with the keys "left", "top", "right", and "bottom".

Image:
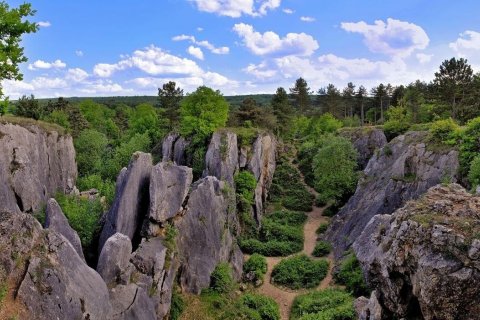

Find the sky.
[{"left": 3, "top": 0, "right": 480, "bottom": 98}]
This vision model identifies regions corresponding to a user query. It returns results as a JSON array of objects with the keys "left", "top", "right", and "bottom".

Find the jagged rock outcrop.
[
  {"left": 339, "top": 127, "right": 387, "bottom": 169},
  {"left": 354, "top": 184, "right": 480, "bottom": 320},
  {"left": 0, "top": 211, "right": 112, "bottom": 320},
  {"left": 99, "top": 152, "right": 152, "bottom": 252},
  {"left": 161, "top": 132, "right": 179, "bottom": 162},
  {"left": 97, "top": 233, "right": 132, "bottom": 285},
  {"left": 161, "top": 132, "right": 189, "bottom": 165},
  {"left": 248, "top": 133, "right": 276, "bottom": 223},
  {"left": 45, "top": 198, "right": 85, "bottom": 261},
  {"left": 176, "top": 176, "right": 242, "bottom": 294},
  {"left": 204, "top": 130, "right": 239, "bottom": 185},
  {"left": 0, "top": 122, "right": 77, "bottom": 214},
  {"left": 325, "top": 131, "right": 459, "bottom": 258}
]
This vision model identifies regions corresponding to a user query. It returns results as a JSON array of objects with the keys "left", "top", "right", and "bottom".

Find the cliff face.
[
  {"left": 325, "top": 131, "right": 459, "bottom": 258},
  {"left": 339, "top": 127, "right": 387, "bottom": 169},
  {"left": 0, "top": 122, "right": 77, "bottom": 214},
  {"left": 354, "top": 184, "right": 480, "bottom": 320}
]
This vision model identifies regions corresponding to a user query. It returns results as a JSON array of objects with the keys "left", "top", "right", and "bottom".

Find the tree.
[
  {"left": 371, "top": 83, "right": 387, "bottom": 123},
  {"left": 434, "top": 57, "right": 473, "bottom": 119},
  {"left": 74, "top": 129, "right": 109, "bottom": 176},
  {"left": 0, "top": 2, "right": 38, "bottom": 98},
  {"left": 271, "top": 87, "right": 293, "bottom": 135},
  {"left": 236, "top": 97, "right": 262, "bottom": 125},
  {"left": 356, "top": 86, "right": 367, "bottom": 125},
  {"left": 325, "top": 84, "right": 341, "bottom": 117},
  {"left": 158, "top": 81, "right": 184, "bottom": 129},
  {"left": 290, "top": 78, "right": 311, "bottom": 114},
  {"left": 342, "top": 82, "right": 356, "bottom": 118},
  {"left": 129, "top": 103, "right": 160, "bottom": 142},
  {"left": 179, "top": 86, "right": 229, "bottom": 139},
  {"left": 0, "top": 97, "right": 8, "bottom": 116},
  {"left": 14, "top": 94, "right": 42, "bottom": 119}
]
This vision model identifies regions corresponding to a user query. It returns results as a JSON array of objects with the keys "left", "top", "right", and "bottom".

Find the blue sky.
[{"left": 4, "top": 0, "right": 480, "bottom": 98}]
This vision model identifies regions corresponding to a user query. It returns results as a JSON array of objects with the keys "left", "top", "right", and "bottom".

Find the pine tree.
[
  {"left": 356, "top": 86, "right": 367, "bottom": 126},
  {"left": 325, "top": 84, "right": 341, "bottom": 117},
  {"left": 158, "top": 81, "right": 184, "bottom": 129},
  {"left": 290, "top": 77, "right": 311, "bottom": 114},
  {"left": 271, "top": 87, "right": 293, "bottom": 135},
  {"left": 342, "top": 82, "right": 356, "bottom": 118}
]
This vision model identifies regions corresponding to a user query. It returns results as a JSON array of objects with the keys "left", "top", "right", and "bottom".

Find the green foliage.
[
  {"left": 316, "top": 223, "right": 329, "bottom": 235},
  {"left": 468, "top": 156, "right": 480, "bottom": 189},
  {"left": 312, "top": 241, "right": 332, "bottom": 257},
  {"left": 428, "top": 118, "right": 459, "bottom": 144},
  {"left": 77, "top": 174, "right": 115, "bottom": 205},
  {"left": 290, "top": 77, "right": 311, "bottom": 113},
  {"left": 169, "top": 291, "right": 185, "bottom": 320},
  {"left": 0, "top": 281, "right": 7, "bottom": 305},
  {"left": 334, "top": 253, "right": 369, "bottom": 297},
  {"left": 180, "top": 86, "right": 229, "bottom": 139},
  {"left": 14, "top": 94, "right": 43, "bottom": 120},
  {"left": 383, "top": 106, "right": 411, "bottom": 139},
  {"left": 459, "top": 117, "right": 480, "bottom": 180},
  {"left": 158, "top": 81, "right": 184, "bottom": 129},
  {"left": 341, "top": 115, "right": 361, "bottom": 128},
  {"left": 43, "top": 110, "right": 71, "bottom": 129},
  {"left": 240, "top": 294, "right": 280, "bottom": 320},
  {"left": 74, "top": 129, "right": 109, "bottom": 176},
  {"left": 55, "top": 193, "right": 103, "bottom": 249},
  {"left": 209, "top": 263, "right": 235, "bottom": 294},
  {"left": 243, "top": 254, "right": 267, "bottom": 283},
  {"left": 128, "top": 103, "right": 162, "bottom": 142},
  {"left": 271, "top": 254, "right": 329, "bottom": 289},
  {"left": 235, "top": 171, "right": 257, "bottom": 206},
  {"left": 0, "top": 97, "right": 9, "bottom": 116},
  {"left": 313, "top": 136, "right": 358, "bottom": 205},
  {"left": 295, "top": 113, "right": 342, "bottom": 140},
  {"left": 290, "top": 288, "right": 355, "bottom": 320}
]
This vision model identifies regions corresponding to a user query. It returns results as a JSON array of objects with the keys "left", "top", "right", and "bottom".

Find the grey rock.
[
  {"left": 354, "top": 291, "right": 383, "bottom": 320},
  {"left": 97, "top": 233, "right": 132, "bottom": 286},
  {"left": 354, "top": 184, "right": 480, "bottom": 320},
  {"left": 204, "top": 130, "right": 239, "bottom": 185},
  {"left": 468, "top": 239, "right": 480, "bottom": 260},
  {"left": 0, "top": 122, "right": 77, "bottom": 214},
  {"left": 149, "top": 162, "right": 193, "bottom": 224},
  {"left": 110, "top": 284, "right": 156, "bottom": 320},
  {"left": 176, "top": 176, "right": 242, "bottom": 294},
  {"left": 99, "top": 152, "right": 152, "bottom": 252},
  {"left": 173, "top": 136, "right": 189, "bottom": 166},
  {"left": 239, "top": 146, "right": 248, "bottom": 168},
  {"left": 45, "top": 198, "right": 85, "bottom": 261},
  {"left": 325, "top": 131, "right": 459, "bottom": 258},
  {"left": 161, "top": 132, "right": 179, "bottom": 162},
  {"left": 339, "top": 127, "right": 387, "bottom": 169}
]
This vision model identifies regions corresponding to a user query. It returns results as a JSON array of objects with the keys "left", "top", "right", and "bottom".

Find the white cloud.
[
  {"left": 189, "top": 0, "right": 280, "bottom": 17},
  {"left": 282, "top": 8, "right": 294, "bottom": 14},
  {"left": 300, "top": 16, "right": 315, "bottom": 22},
  {"left": 449, "top": 30, "right": 480, "bottom": 54},
  {"left": 197, "top": 27, "right": 204, "bottom": 32},
  {"left": 173, "top": 34, "right": 229, "bottom": 54},
  {"left": 244, "top": 62, "right": 277, "bottom": 79},
  {"left": 75, "top": 50, "right": 84, "bottom": 57},
  {"left": 187, "top": 46, "right": 204, "bottom": 60},
  {"left": 416, "top": 53, "right": 433, "bottom": 64},
  {"left": 341, "top": 18, "right": 429, "bottom": 57},
  {"left": 37, "top": 21, "right": 51, "bottom": 27},
  {"left": 233, "top": 23, "right": 319, "bottom": 56},
  {"left": 66, "top": 68, "right": 89, "bottom": 82},
  {"left": 31, "top": 77, "right": 68, "bottom": 89},
  {"left": 28, "top": 59, "right": 66, "bottom": 70}
]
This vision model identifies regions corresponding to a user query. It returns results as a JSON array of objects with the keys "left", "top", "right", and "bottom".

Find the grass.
[
  {"left": 271, "top": 254, "right": 329, "bottom": 290},
  {"left": 290, "top": 288, "right": 355, "bottom": 320},
  {"left": 334, "top": 252, "right": 369, "bottom": 297},
  {"left": 312, "top": 241, "right": 332, "bottom": 257}
]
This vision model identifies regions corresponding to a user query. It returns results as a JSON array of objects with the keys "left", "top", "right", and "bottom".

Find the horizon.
[{"left": 3, "top": 0, "right": 480, "bottom": 99}]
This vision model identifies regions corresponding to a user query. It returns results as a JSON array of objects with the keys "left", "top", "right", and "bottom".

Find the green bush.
[
  {"left": 459, "top": 117, "right": 480, "bottom": 181},
  {"left": 271, "top": 254, "right": 329, "bottom": 289},
  {"left": 77, "top": 174, "right": 115, "bottom": 206},
  {"left": 290, "top": 288, "right": 355, "bottom": 320},
  {"left": 428, "top": 118, "right": 459, "bottom": 144},
  {"left": 74, "top": 129, "right": 109, "bottom": 176},
  {"left": 169, "top": 291, "right": 185, "bottom": 320},
  {"left": 235, "top": 171, "right": 257, "bottom": 206},
  {"left": 210, "top": 262, "right": 235, "bottom": 293},
  {"left": 243, "top": 254, "right": 267, "bottom": 283},
  {"left": 468, "top": 155, "right": 480, "bottom": 189},
  {"left": 312, "top": 241, "right": 332, "bottom": 257},
  {"left": 316, "top": 223, "right": 329, "bottom": 235},
  {"left": 239, "top": 238, "right": 303, "bottom": 257},
  {"left": 241, "top": 293, "right": 280, "bottom": 320},
  {"left": 383, "top": 106, "right": 411, "bottom": 139},
  {"left": 334, "top": 253, "right": 369, "bottom": 297}
]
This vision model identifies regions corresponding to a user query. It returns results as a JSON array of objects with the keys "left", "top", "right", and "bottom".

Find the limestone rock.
[
  {"left": 110, "top": 284, "right": 156, "bottom": 320},
  {"left": 161, "top": 132, "right": 179, "bottom": 162},
  {"left": 173, "top": 136, "right": 189, "bottom": 166},
  {"left": 354, "top": 184, "right": 480, "bottom": 320},
  {"left": 97, "top": 233, "right": 132, "bottom": 286},
  {"left": 99, "top": 152, "right": 152, "bottom": 252},
  {"left": 45, "top": 198, "right": 85, "bottom": 261},
  {"left": 0, "top": 122, "right": 77, "bottom": 214},
  {"left": 239, "top": 146, "right": 248, "bottom": 168},
  {"left": 325, "top": 131, "right": 459, "bottom": 258},
  {"left": 354, "top": 291, "right": 383, "bottom": 320},
  {"left": 204, "top": 130, "right": 239, "bottom": 185},
  {"left": 339, "top": 127, "right": 387, "bottom": 169}
]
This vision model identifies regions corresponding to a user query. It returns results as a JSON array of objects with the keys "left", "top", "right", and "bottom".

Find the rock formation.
[
  {"left": 161, "top": 132, "right": 189, "bottom": 165},
  {"left": 339, "top": 127, "right": 387, "bottom": 169},
  {"left": 0, "top": 122, "right": 77, "bottom": 214},
  {"left": 354, "top": 184, "right": 480, "bottom": 320},
  {"left": 204, "top": 130, "right": 239, "bottom": 185},
  {"left": 325, "top": 131, "right": 459, "bottom": 258}
]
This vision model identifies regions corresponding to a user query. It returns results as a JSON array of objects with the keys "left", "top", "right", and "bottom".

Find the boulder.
[
  {"left": 176, "top": 176, "right": 242, "bottom": 294},
  {"left": 354, "top": 291, "right": 383, "bottom": 320},
  {"left": 45, "top": 198, "right": 85, "bottom": 261},
  {"left": 0, "top": 122, "right": 77, "bottom": 214},
  {"left": 173, "top": 136, "right": 189, "bottom": 166},
  {"left": 97, "top": 233, "right": 132, "bottom": 286},
  {"left": 161, "top": 132, "right": 179, "bottom": 162},
  {"left": 325, "top": 131, "right": 459, "bottom": 258},
  {"left": 110, "top": 284, "right": 156, "bottom": 320},
  {"left": 354, "top": 184, "right": 480, "bottom": 320},
  {"left": 339, "top": 127, "right": 387, "bottom": 169},
  {"left": 204, "top": 130, "right": 239, "bottom": 185},
  {"left": 99, "top": 152, "right": 152, "bottom": 252}
]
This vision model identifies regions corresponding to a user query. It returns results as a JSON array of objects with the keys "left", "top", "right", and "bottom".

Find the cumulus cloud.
[
  {"left": 28, "top": 59, "right": 66, "bottom": 70},
  {"left": 173, "top": 34, "right": 229, "bottom": 54},
  {"left": 66, "top": 68, "right": 89, "bottom": 82},
  {"left": 187, "top": 46, "right": 204, "bottom": 60},
  {"left": 189, "top": 0, "right": 280, "bottom": 17},
  {"left": 449, "top": 30, "right": 480, "bottom": 54},
  {"left": 282, "top": 8, "right": 294, "bottom": 14},
  {"left": 37, "top": 21, "right": 51, "bottom": 27},
  {"left": 243, "top": 62, "right": 277, "bottom": 79},
  {"left": 416, "top": 53, "right": 433, "bottom": 64},
  {"left": 233, "top": 23, "right": 319, "bottom": 56},
  {"left": 75, "top": 50, "right": 84, "bottom": 57},
  {"left": 341, "top": 18, "right": 429, "bottom": 57},
  {"left": 300, "top": 16, "right": 315, "bottom": 22}
]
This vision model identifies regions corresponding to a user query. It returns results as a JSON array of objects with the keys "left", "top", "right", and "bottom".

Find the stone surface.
[
  {"left": 204, "top": 130, "right": 239, "bottom": 185},
  {"left": 247, "top": 133, "right": 276, "bottom": 223},
  {"left": 354, "top": 184, "right": 480, "bottom": 320},
  {"left": 239, "top": 146, "right": 248, "bottom": 168},
  {"left": 45, "top": 198, "right": 85, "bottom": 261},
  {"left": 173, "top": 136, "right": 189, "bottom": 166},
  {"left": 0, "top": 122, "right": 77, "bottom": 214},
  {"left": 99, "top": 152, "right": 152, "bottom": 252},
  {"left": 339, "top": 127, "right": 387, "bottom": 169},
  {"left": 325, "top": 131, "right": 459, "bottom": 258},
  {"left": 176, "top": 176, "right": 243, "bottom": 294},
  {"left": 354, "top": 291, "right": 383, "bottom": 320},
  {"left": 149, "top": 162, "right": 193, "bottom": 224},
  {"left": 161, "top": 132, "right": 179, "bottom": 162},
  {"left": 110, "top": 284, "right": 156, "bottom": 320},
  {"left": 97, "top": 233, "right": 132, "bottom": 286}
]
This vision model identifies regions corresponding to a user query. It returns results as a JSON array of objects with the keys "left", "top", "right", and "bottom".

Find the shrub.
[
  {"left": 459, "top": 117, "right": 480, "bottom": 181},
  {"left": 43, "top": 110, "right": 71, "bottom": 129},
  {"left": 334, "top": 253, "right": 369, "bottom": 297},
  {"left": 243, "top": 254, "right": 267, "bottom": 283},
  {"left": 383, "top": 106, "right": 411, "bottom": 139},
  {"left": 74, "top": 129, "right": 109, "bottom": 176},
  {"left": 316, "top": 223, "right": 329, "bottom": 235},
  {"left": 468, "top": 155, "right": 480, "bottom": 189},
  {"left": 235, "top": 171, "right": 257, "bottom": 206},
  {"left": 239, "top": 238, "right": 303, "bottom": 257},
  {"left": 77, "top": 174, "right": 115, "bottom": 206},
  {"left": 210, "top": 262, "right": 235, "bottom": 293},
  {"left": 290, "top": 288, "right": 355, "bottom": 320},
  {"left": 271, "top": 254, "right": 329, "bottom": 289},
  {"left": 428, "top": 118, "right": 459, "bottom": 144},
  {"left": 240, "top": 293, "right": 280, "bottom": 320},
  {"left": 312, "top": 241, "right": 332, "bottom": 257},
  {"left": 169, "top": 291, "right": 185, "bottom": 320}
]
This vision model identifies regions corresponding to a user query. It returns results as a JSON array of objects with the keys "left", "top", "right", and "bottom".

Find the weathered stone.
[
  {"left": 176, "top": 176, "right": 242, "bottom": 294},
  {"left": 97, "top": 233, "right": 132, "bottom": 286},
  {"left": 204, "top": 130, "right": 239, "bottom": 185},
  {"left": 354, "top": 184, "right": 480, "bottom": 320},
  {"left": 99, "top": 152, "right": 152, "bottom": 252},
  {"left": 161, "top": 132, "right": 179, "bottom": 162},
  {"left": 173, "top": 136, "right": 189, "bottom": 166},
  {"left": 325, "top": 131, "right": 459, "bottom": 258},
  {"left": 149, "top": 162, "right": 192, "bottom": 224},
  {"left": 339, "top": 127, "right": 387, "bottom": 169},
  {"left": 45, "top": 198, "right": 85, "bottom": 261},
  {"left": 110, "top": 284, "right": 156, "bottom": 320},
  {"left": 0, "top": 122, "right": 77, "bottom": 214},
  {"left": 354, "top": 291, "right": 383, "bottom": 320},
  {"left": 239, "top": 146, "right": 248, "bottom": 168}
]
